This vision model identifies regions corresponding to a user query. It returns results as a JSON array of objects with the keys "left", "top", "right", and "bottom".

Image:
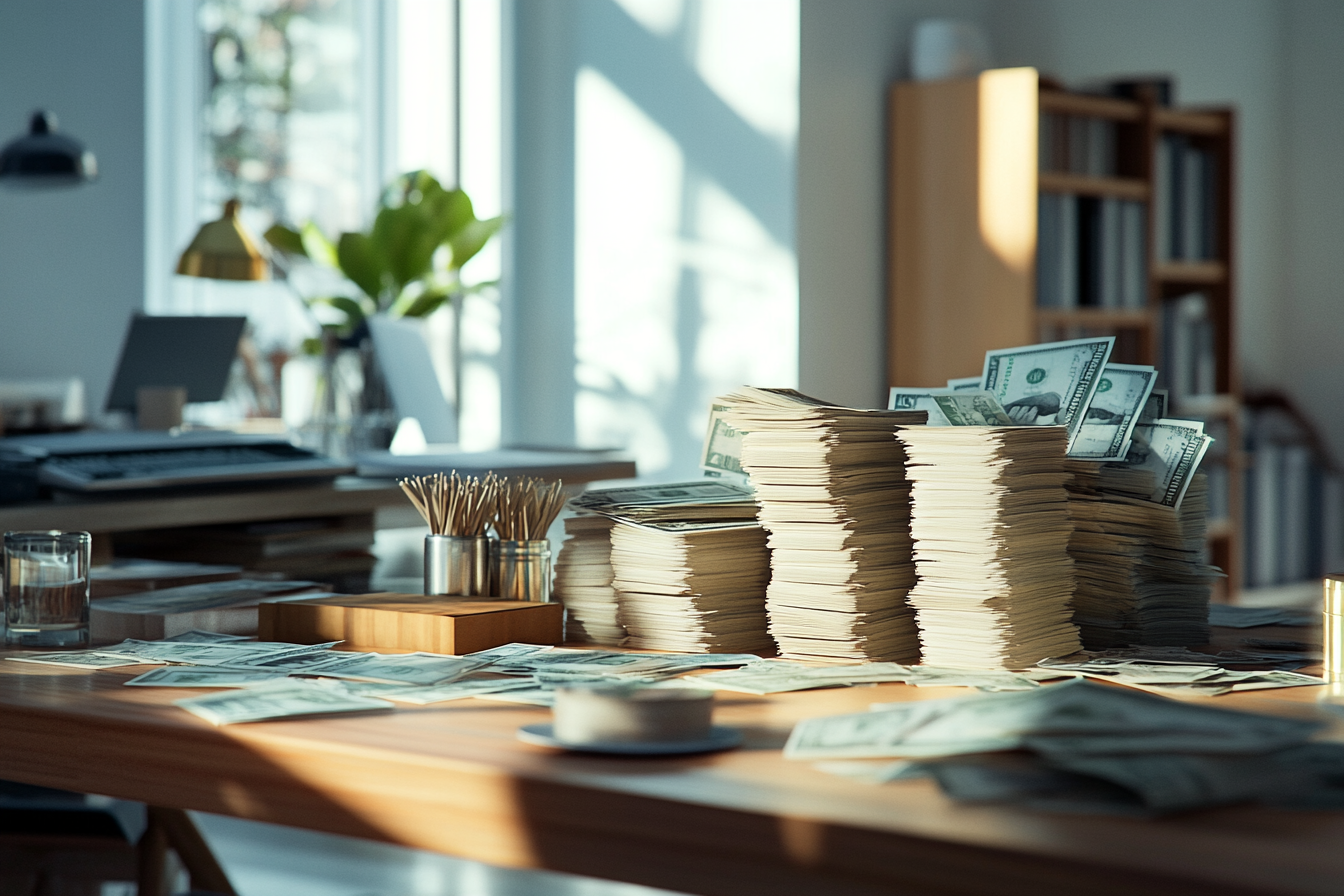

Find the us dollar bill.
[
  {"left": 946, "top": 376, "right": 983, "bottom": 391},
  {"left": 1069, "top": 363, "right": 1157, "bottom": 461},
  {"left": 699, "top": 403, "right": 749, "bottom": 484},
  {"left": 1139, "top": 387, "right": 1168, "bottom": 423},
  {"left": 1118, "top": 418, "right": 1213, "bottom": 509},
  {"left": 888, "top": 388, "right": 1013, "bottom": 426},
  {"left": 174, "top": 679, "right": 394, "bottom": 725},
  {"left": 982, "top": 337, "right": 1114, "bottom": 447},
  {"left": 570, "top": 481, "right": 753, "bottom": 514}
]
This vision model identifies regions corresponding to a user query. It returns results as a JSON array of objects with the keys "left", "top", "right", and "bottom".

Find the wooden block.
[{"left": 258, "top": 593, "right": 564, "bottom": 655}]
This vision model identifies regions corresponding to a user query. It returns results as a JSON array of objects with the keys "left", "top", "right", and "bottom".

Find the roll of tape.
[{"left": 552, "top": 685, "right": 713, "bottom": 745}]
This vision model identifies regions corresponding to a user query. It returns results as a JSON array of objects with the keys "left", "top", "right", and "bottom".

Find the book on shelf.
[
  {"left": 1157, "top": 134, "right": 1217, "bottom": 262},
  {"left": 1037, "top": 194, "right": 1145, "bottom": 310},
  {"left": 1161, "top": 293, "right": 1217, "bottom": 405},
  {"left": 89, "top": 579, "right": 330, "bottom": 642},
  {"left": 1039, "top": 113, "right": 1116, "bottom": 176},
  {"left": 90, "top": 558, "right": 243, "bottom": 599}
]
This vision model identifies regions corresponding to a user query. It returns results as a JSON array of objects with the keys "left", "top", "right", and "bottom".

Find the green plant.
[{"left": 265, "top": 170, "right": 505, "bottom": 350}]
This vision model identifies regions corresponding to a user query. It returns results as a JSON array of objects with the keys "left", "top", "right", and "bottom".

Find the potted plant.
[{"left": 265, "top": 170, "right": 505, "bottom": 452}]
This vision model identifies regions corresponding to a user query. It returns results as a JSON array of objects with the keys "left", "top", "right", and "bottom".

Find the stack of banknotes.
[
  {"left": 719, "top": 386, "right": 927, "bottom": 663},
  {"left": 610, "top": 519, "right": 772, "bottom": 653},
  {"left": 1066, "top": 465, "right": 1217, "bottom": 648},
  {"left": 558, "top": 482, "right": 765, "bottom": 651},
  {"left": 897, "top": 425, "right": 1084, "bottom": 670},
  {"left": 551, "top": 513, "right": 622, "bottom": 645}
]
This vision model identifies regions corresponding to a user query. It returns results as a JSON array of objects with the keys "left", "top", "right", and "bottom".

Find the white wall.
[
  {"left": 0, "top": 2, "right": 145, "bottom": 418},
  {"left": 1282, "top": 0, "right": 1344, "bottom": 463}
]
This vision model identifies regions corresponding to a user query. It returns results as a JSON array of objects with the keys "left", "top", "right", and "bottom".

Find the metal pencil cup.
[
  {"left": 495, "top": 540, "right": 552, "bottom": 603},
  {"left": 424, "top": 534, "right": 491, "bottom": 597}
]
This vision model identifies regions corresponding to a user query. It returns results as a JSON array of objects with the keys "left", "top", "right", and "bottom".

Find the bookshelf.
[{"left": 888, "top": 67, "right": 1242, "bottom": 597}]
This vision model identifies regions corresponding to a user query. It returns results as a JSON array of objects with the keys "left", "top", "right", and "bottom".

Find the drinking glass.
[{"left": 4, "top": 530, "right": 91, "bottom": 648}]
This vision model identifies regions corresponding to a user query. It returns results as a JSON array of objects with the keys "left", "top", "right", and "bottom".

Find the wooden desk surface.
[{"left": 0, "top": 656, "right": 1341, "bottom": 896}]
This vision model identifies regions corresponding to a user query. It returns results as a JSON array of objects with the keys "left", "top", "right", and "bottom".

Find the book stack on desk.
[
  {"left": 552, "top": 513, "right": 623, "bottom": 645},
  {"left": 721, "top": 387, "right": 926, "bottom": 663},
  {"left": 112, "top": 513, "right": 377, "bottom": 593},
  {"left": 1066, "top": 465, "right": 1214, "bottom": 647},
  {"left": 897, "top": 425, "right": 1083, "bottom": 670}
]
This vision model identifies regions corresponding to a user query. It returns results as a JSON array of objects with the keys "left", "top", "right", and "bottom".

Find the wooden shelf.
[
  {"left": 1039, "top": 89, "right": 1142, "bottom": 121},
  {"left": 1154, "top": 107, "right": 1230, "bottom": 136},
  {"left": 1206, "top": 519, "right": 1233, "bottom": 541},
  {"left": 1154, "top": 260, "right": 1227, "bottom": 284},
  {"left": 1038, "top": 172, "right": 1149, "bottom": 200},
  {"left": 1036, "top": 308, "right": 1152, "bottom": 328}
]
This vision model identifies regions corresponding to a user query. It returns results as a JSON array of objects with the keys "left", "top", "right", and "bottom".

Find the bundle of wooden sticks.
[{"left": 398, "top": 472, "right": 566, "bottom": 541}]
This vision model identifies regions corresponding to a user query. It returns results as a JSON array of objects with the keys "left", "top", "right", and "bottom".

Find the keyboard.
[{"left": 2, "top": 431, "right": 355, "bottom": 492}]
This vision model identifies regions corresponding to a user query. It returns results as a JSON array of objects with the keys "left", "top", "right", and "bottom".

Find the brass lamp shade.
[{"left": 176, "top": 198, "right": 269, "bottom": 281}]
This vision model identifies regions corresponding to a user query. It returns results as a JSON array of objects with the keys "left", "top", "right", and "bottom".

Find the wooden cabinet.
[{"left": 888, "top": 67, "right": 1242, "bottom": 597}]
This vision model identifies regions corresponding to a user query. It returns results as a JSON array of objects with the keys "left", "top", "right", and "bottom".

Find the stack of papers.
[
  {"left": 720, "top": 387, "right": 926, "bottom": 663},
  {"left": 1067, "top": 465, "right": 1216, "bottom": 647},
  {"left": 897, "top": 426, "right": 1082, "bottom": 670},
  {"left": 552, "top": 513, "right": 623, "bottom": 646},
  {"left": 610, "top": 519, "right": 772, "bottom": 654}
]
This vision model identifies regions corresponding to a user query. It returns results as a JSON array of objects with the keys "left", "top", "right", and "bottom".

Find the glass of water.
[{"left": 4, "top": 531, "right": 91, "bottom": 649}]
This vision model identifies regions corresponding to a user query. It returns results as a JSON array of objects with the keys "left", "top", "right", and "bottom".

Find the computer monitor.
[{"left": 104, "top": 315, "right": 247, "bottom": 411}]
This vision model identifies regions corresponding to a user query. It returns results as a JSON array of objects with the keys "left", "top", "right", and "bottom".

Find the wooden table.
[{"left": 0, "top": 657, "right": 1342, "bottom": 896}]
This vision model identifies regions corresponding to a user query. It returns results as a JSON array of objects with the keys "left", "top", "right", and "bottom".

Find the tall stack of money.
[
  {"left": 1064, "top": 418, "right": 1216, "bottom": 647},
  {"left": 718, "top": 387, "right": 927, "bottom": 663},
  {"left": 552, "top": 513, "right": 622, "bottom": 646},
  {"left": 897, "top": 425, "right": 1083, "bottom": 670},
  {"left": 610, "top": 519, "right": 772, "bottom": 653},
  {"left": 558, "top": 481, "right": 768, "bottom": 653}
]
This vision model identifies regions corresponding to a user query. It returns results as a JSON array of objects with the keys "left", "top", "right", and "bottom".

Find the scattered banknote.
[
  {"left": 160, "top": 630, "right": 253, "bottom": 644},
  {"left": 887, "top": 387, "right": 953, "bottom": 425},
  {"left": 1208, "top": 605, "right": 1316, "bottom": 628},
  {"left": 1068, "top": 363, "right": 1156, "bottom": 461},
  {"left": 699, "top": 403, "right": 750, "bottom": 485},
  {"left": 174, "top": 678, "right": 394, "bottom": 725},
  {"left": 783, "top": 678, "right": 1321, "bottom": 761},
  {"left": 124, "top": 666, "right": 288, "bottom": 687},
  {"left": 695, "top": 661, "right": 1045, "bottom": 695},
  {"left": 466, "top": 643, "right": 554, "bottom": 662},
  {"left": 299, "top": 651, "right": 487, "bottom": 686},
  {"left": 981, "top": 336, "right": 1114, "bottom": 446},
  {"left": 376, "top": 677, "right": 542, "bottom": 705},
  {"left": 102, "top": 639, "right": 342, "bottom": 668},
  {"left": 930, "top": 391, "right": 1015, "bottom": 426},
  {"left": 7, "top": 650, "right": 156, "bottom": 669},
  {"left": 1118, "top": 419, "right": 1213, "bottom": 509}
]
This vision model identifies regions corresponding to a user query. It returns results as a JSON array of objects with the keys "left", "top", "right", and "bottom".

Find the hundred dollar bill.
[
  {"left": 570, "top": 481, "right": 754, "bottom": 513},
  {"left": 174, "top": 678, "right": 394, "bottom": 725},
  {"left": 299, "top": 651, "right": 487, "bottom": 686},
  {"left": 1069, "top": 363, "right": 1157, "bottom": 461},
  {"left": 981, "top": 337, "right": 1114, "bottom": 447},
  {"left": 377, "top": 677, "right": 541, "bottom": 705},
  {"left": 1138, "top": 387, "right": 1168, "bottom": 423},
  {"left": 888, "top": 388, "right": 1014, "bottom": 426},
  {"left": 1120, "top": 419, "right": 1213, "bottom": 509},
  {"left": 699, "top": 403, "right": 749, "bottom": 485},
  {"left": 946, "top": 376, "right": 983, "bottom": 391},
  {"left": 7, "top": 650, "right": 156, "bottom": 669},
  {"left": 783, "top": 678, "right": 1320, "bottom": 761},
  {"left": 930, "top": 391, "right": 1015, "bottom": 426},
  {"left": 124, "top": 666, "right": 288, "bottom": 687}
]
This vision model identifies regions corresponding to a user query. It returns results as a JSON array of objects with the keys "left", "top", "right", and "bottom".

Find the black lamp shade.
[{"left": 0, "top": 111, "right": 97, "bottom": 188}]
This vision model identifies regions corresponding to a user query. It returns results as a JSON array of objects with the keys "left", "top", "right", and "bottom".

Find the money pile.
[
  {"left": 552, "top": 513, "right": 623, "bottom": 645},
  {"left": 719, "top": 387, "right": 927, "bottom": 663},
  {"left": 1065, "top": 418, "right": 1217, "bottom": 648},
  {"left": 897, "top": 425, "right": 1083, "bottom": 670},
  {"left": 610, "top": 519, "right": 773, "bottom": 654}
]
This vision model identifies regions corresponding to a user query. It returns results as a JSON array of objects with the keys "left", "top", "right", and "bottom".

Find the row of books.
[
  {"left": 1161, "top": 292, "right": 1219, "bottom": 403},
  {"left": 1155, "top": 134, "right": 1218, "bottom": 262},
  {"left": 1036, "top": 194, "right": 1146, "bottom": 309},
  {"left": 1039, "top": 113, "right": 1118, "bottom": 177}
]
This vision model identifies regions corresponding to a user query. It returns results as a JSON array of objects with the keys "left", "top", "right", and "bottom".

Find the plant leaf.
[
  {"left": 300, "top": 222, "right": 339, "bottom": 268},
  {"left": 447, "top": 215, "right": 506, "bottom": 271},
  {"left": 337, "top": 232, "right": 386, "bottom": 303},
  {"left": 396, "top": 286, "right": 453, "bottom": 318},
  {"left": 264, "top": 224, "right": 306, "bottom": 257}
]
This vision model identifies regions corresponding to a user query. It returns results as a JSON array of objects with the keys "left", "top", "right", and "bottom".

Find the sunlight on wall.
[
  {"left": 977, "top": 67, "right": 1037, "bottom": 275},
  {"left": 574, "top": 0, "right": 799, "bottom": 479}
]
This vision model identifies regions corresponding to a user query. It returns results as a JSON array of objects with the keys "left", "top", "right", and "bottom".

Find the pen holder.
[
  {"left": 424, "top": 534, "right": 491, "bottom": 597},
  {"left": 1326, "top": 575, "right": 1344, "bottom": 683},
  {"left": 494, "top": 539, "right": 552, "bottom": 603}
]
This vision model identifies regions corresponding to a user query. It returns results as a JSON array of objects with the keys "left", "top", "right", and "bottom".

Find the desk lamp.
[
  {"left": 175, "top": 199, "right": 278, "bottom": 417},
  {"left": 0, "top": 110, "right": 96, "bottom": 188}
]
